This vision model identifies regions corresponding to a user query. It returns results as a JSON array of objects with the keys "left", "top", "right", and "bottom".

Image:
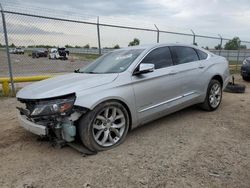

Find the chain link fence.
[{"left": 1, "top": 3, "right": 250, "bottom": 95}]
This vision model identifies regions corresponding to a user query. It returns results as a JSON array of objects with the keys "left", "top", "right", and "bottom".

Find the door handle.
[{"left": 198, "top": 65, "right": 205, "bottom": 69}]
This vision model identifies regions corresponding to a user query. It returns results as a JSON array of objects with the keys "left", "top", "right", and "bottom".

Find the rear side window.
[
  {"left": 141, "top": 47, "right": 173, "bottom": 69},
  {"left": 170, "top": 46, "right": 199, "bottom": 64},
  {"left": 196, "top": 49, "right": 208, "bottom": 60}
]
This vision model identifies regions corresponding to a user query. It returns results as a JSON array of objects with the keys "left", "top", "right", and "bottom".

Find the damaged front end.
[{"left": 17, "top": 93, "right": 87, "bottom": 144}]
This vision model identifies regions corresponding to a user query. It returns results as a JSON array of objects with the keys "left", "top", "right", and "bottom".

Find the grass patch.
[
  {"left": 230, "top": 68, "right": 241, "bottom": 74},
  {"left": 0, "top": 90, "right": 9, "bottom": 99},
  {"left": 229, "top": 61, "right": 242, "bottom": 65},
  {"left": 0, "top": 87, "right": 20, "bottom": 98}
]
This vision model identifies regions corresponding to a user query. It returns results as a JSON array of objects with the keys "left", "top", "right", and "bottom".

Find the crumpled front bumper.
[{"left": 17, "top": 113, "right": 48, "bottom": 136}]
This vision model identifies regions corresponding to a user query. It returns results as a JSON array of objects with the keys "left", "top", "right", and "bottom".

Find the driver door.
[{"left": 132, "top": 46, "right": 183, "bottom": 124}]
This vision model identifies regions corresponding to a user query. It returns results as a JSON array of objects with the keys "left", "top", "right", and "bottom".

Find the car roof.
[{"left": 117, "top": 43, "right": 208, "bottom": 52}]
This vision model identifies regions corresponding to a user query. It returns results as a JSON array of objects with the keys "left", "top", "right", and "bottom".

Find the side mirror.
[{"left": 134, "top": 63, "right": 155, "bottom": 75}]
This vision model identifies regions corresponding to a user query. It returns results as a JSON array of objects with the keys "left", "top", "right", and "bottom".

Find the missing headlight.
[{"left": 17, "top": 93, "right": 76, "bottom": 117}]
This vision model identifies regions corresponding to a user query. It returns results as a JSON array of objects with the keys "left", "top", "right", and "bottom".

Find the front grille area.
[
  {"left": 25, "top": 101, "right": 36, "bottom": 113},
  {"left": 17, "top": 103, "right": 57, "bottom": 128}
]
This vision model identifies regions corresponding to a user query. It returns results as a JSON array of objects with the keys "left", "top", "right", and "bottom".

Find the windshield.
[{"left": 79, "top": 49, "right": 144, "bottom": 74}]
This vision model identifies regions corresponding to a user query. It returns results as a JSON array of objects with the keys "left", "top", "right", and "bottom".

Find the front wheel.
[
  {"left": 78, "top": 101, "right": 130, "bottom": 151},
  {"left": 200, "top": 79, "right": 222, "bottom": 111}
]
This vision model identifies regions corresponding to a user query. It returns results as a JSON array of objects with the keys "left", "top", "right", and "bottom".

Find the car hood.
[{"left": 17, "top": 73, "right": 118, "bottom": 99}]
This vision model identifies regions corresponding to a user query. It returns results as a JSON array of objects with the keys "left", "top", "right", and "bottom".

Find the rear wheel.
[
  {"left": 200, "top": 79, "right": 222, "bottom": 111},
  {"left": 78, "top": 101, "right": 129, "bottom": 151}
]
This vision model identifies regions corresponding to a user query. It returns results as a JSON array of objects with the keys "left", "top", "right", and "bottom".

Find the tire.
[
  {"left": 224, "top": 82, "right": 245, "bottom": 93},
  {"left": 200, "top": 79, "right": 222, "bottom": 111},
  {"left": 78, "top": 101, "right": 130, "bottom": 152},
  {"left": 242, "top": 76, "right": 250, "bottom": 81}
]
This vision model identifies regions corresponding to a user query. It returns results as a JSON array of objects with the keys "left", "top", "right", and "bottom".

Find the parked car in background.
[
  {"left": 9, "top": 48, "right": 15, "bottom": 53},
  {"left": 10, "top": 47, "right": 24, "bottom": 54},
  {"left": 49, "top": 47, "right": 69, "bottom": 60},
  {"left": 16, "top": 43, "right": 230, "bottom": 152},
  {"left": 241, "top": 57, "right": 250, "bottom": 81},
  {"left": 32, "top": 49, "right": 48, "bottom": 58}
]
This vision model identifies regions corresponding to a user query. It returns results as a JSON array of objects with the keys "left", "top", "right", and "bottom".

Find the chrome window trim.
[{"left": 131, "top": 45, "right": 209, "bottom": 75}]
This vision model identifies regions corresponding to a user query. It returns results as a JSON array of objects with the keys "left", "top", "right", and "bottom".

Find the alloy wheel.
[
  {"left": 209, "top": 83, "right": 222, "bottom": 108},
  {"left": 92, "top": 106, "right": 126, "bottom": 147}
]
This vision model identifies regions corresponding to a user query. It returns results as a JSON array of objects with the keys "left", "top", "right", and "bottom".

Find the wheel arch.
[
  {"left": 75, "top": 96, "right": 133, "bottom": 131},
  {"left": 211, "top": 74, "right": 223, "bottom": 87}
]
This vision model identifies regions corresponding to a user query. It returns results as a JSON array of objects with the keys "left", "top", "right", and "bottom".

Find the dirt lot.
[
  {"left": 0, "top": 51, "right": 92, "bottom": 76},
  {"left": 0, "top": 75, "right": 249, "bottom": 188}
]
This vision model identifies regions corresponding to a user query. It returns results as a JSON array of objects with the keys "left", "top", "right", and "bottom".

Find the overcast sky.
[{"left": 1, "top": 0, "right": 250, "bottom": 48}]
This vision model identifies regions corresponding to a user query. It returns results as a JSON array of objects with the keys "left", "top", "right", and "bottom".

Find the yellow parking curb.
[{"left": 0, "top": 75, "right": 52, "bottom": 96}]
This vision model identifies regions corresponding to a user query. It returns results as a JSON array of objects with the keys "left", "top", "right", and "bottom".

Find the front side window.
[
  {"left": 80, "top": 49, "right": 144, "bottom": 74},
  {"left": 170, "top": 46, "right": 199, "bottom": 64},
  {"left": 140, "top": 47, "right": 173, "bottom": 69}
]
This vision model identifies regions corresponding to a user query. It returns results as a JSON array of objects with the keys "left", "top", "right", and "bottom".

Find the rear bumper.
[{"left": 18, "top": 114, "right": 48, "bottom": 136}]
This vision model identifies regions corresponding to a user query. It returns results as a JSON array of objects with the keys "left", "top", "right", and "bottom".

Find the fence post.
[
  {"left": 190, "top": 29, "right": 196, "bottom": 45},
  {"left": 97, "top": 16, "right": 101, "bottom": 55},
  {"left": 0, "top": 3, "right": 15, "bottom": 96},
  {"left": 218, "top": 34, "right": 223, "bottom": 55},
  {"left": 154, "top": 24, "right": 159, "bottom": 43},
  {"left": 236, "top": 40, "right": 241, "bottom": 72}
]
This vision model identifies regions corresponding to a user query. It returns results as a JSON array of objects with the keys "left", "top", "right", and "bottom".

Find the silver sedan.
[{"left": 17, "top": 43, "right": 230, "bottom": 152}]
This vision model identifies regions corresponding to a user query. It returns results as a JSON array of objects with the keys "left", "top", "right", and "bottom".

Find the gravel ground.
[
  {"left": 0, "top": 75, "right": 249, "bottom": 188},
  {"left": 0, "top": 51, "right": 91, "bottom": 76}
]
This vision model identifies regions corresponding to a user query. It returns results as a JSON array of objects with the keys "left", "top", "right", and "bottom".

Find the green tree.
[
  {"left": 240, "top": 45, "right": 247, "bottom": 49},
  {"left": 113, "top": 44, "right": 120, "bottom": 49},
  {"left": 224, "top": 37, "right": 241, "bottom": 50},
  {"left": 214, "top": 44, "right": 222, "bottom": 50},
  {"left": 128, "top": 38, "right": 140, "bottom": 46},
  {"left": 83, "top": 44, "right": 90, "bottom": 49},
  {"left": 10, "top": 43, "right": 15, "bottom": 48},
  {"left": 65, "top": 44, "right": 73, "bottom": 48}
]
